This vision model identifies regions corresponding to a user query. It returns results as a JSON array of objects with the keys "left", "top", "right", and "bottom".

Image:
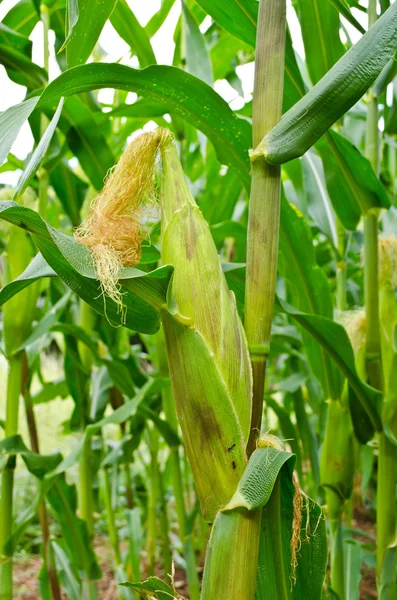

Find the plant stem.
[
  {"left": 0, "top": 353, "right": 23, "bottom": 600},
  {"left": 155, "top": 332, "right": 200, "bottom": 598},
  {"left": 158, "top": 471, "right": 172, "bottom": 577},
  {"left": 78, "top": 300, "right": 95, "bottom": 538},
  {"left": 38, "top": 3, "right": 50, "bottom": 219},
  {"left": 22, "top": 356, "right": 61, "bottom": 600},
  {"left": 364, "top": 1, "right": 394, "bottom": 585},
  {"left": 79, "top": 435, "right": 95, "bottom": 537},
  {"left": 245, "top": 0, "right": 286, "bottom": 455},
  {"left": 336, "top": 217, "right": 347, "bottom": 312},
  {"left": 102, "top": 469, "right": 121, "bottom": 566},
  {"left": 146, "top": 426, "right": 159, "bottom": 576},
  {"left": 328, "top": 494, "right": 345, "bottom": 600}
]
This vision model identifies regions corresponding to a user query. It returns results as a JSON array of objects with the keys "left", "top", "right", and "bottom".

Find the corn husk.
[{"left": 160, "top": 138, "right": 253, "bottom": 520}]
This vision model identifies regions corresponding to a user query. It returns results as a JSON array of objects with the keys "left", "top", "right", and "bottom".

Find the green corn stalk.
[
  {"left": 363, "top": 2, "right": 394, "bottom": 591},
  {"left": 0, "top": 207, "right": 42, "bottom": 599},
  {"left": 320, "top": 398, "right": 355, "bottom": 600},
  {"left": 378, "top": 238, "right": 397, "bottom": 596},
  {"left": 245, "top": 0, "right": 286, "bottom": 453}
]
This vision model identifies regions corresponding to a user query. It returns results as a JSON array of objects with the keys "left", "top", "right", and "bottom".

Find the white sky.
[{"left": 0, "top": 0, "right": 366, "bottom": 185}]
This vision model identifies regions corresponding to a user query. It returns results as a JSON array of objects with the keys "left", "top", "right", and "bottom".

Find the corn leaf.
[
  {"left": 0, "top": 253, "right": 55, "bottom": 308},
  {"left": 15, "top": 97, "right": 64, "bottom": 200},
  {"left": 295, "top": 0, "right": 345, "bottom": 85},
  {"left": 261, "top": 1, "right": 397, "bottom": 164},
  {"left": 65, "top": 0, "right": 118, "bottom": 68},
  {"left": 0, "top": 97, "right": 39, "bottom": 165},
  {"left": 0, "top": 434, "right": 62, "bottom": 477},
  {"left": 2, "top": 0, "right": 38, "bottom": 37},
  {"left": 182, "top": 1, "right": 213, "bottom": 86},
  {"left": 110, "top": 0, "right": 156, "bottom": 68},
  {"left": 0, "top": 43, "right": 47, "bottom": 88},
  {"left": 279, "top": 194, "right": 344, "bottom": 400},
  {"left": 37, "top": 63, "right": 252, "bottom": 185},
  {"left": 0, "top": 201, "right": 173, "bottom": 333},
  {"left": 316, "top": 130, "right": 390, "bottom": 230},
  {"left": 256, "top": 475, "right": 327, "bottom": 600},
  {"left": 327, "top": 0, "right": 366, "bottom": 34},
  {"left": 277, "top": 297, "right": 383, "bottom": 440}
]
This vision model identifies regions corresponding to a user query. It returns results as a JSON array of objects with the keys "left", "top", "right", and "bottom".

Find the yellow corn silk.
[{"left": 160, "top": 137, "right": 252, "bottom": 521}]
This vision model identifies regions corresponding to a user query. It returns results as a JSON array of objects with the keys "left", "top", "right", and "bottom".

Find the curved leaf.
[
  {"left": 0, "top": 253, "right": 55, "bottom": 308},
  {"left": 65, "top": 0, "right": 118, "bottom": 68},
  {"left": 277, "top": 297, "right": 382, "bottom": 438},
  {"left": 15, "top": 98, "right": 64, "bottom": 200},
  {"left": 37, "top": 63, "right": 252, "bottom": 185},
  {"left": 0, "top": 201, "right": 173, "bottom": 333},
  {"left": 261, "top": 2, "right": 397, "bottom": 164},
  {"left": 0, "top": 97, "right": 39, "bottom": 165}
]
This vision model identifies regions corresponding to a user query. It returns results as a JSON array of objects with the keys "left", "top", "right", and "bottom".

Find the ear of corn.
[{"left": 160, "top": 137, "right": 252, "bottom": 520}]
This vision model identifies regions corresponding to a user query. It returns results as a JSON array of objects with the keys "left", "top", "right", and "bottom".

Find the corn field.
[{"left": 0, "top": 0, "right": 396, "bottom": 598}]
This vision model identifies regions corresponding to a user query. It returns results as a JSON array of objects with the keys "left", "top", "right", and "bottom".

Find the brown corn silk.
[{"left": 74, "top": 128, "right": 171, "bottom": 309}]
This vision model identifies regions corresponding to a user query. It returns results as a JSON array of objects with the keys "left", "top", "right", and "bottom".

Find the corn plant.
[{"left": 0, "top": 0, "right": 397, "bottom": 599}]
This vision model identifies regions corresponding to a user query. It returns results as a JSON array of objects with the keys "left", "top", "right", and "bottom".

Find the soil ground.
[{"left": 13, "top": 509, "right": 377, "bottom": 599}]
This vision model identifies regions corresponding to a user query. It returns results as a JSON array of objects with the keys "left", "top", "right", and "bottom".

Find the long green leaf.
[
  {"left": 259, "top": 2, "right": 397, "bottom": 164},
  {"left": 65, "top": 0, "right": 118, "bottom": 68},
  {"left": 0, "top": 201, "right": 173, "bottom": 333},
  {"left": 295, "top": 0, "right": 345, "bottom": 84},
  {"left": 327, "top": 0, "right": 366, "bottom": 33},
  {"left": 279, "top": 194, "right": 343, "bottom": 399},
  {"left": 15, "top": 98, "right": 64, "bottom": 199},
  {"left": 277, "top": 297, "right": 383, "bottom": 438},
  {"left": 110, "top": 0, "right": 156, "bottom": 68},
  {"left": 182, "top": 1, "right": 213, "bottom": 86},
  {"left": 37, "top": 63, "right": 252, "bottom": 185},
  {"left": 0, "top": 97, "right": 39, "bottom": 165}
]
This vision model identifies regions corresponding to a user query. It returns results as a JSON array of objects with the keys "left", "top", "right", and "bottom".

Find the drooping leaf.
[
  {"left": 38, "top": 63, "right": 252, "bottom": 186},
  {"left": 0, "top": 97, "right": 39, "bottom": 165},
  {"left": 15, "top": 98, "right": 64, "bottom": 200},
  {"left": 182, "top": 1, "right": 213, "bottom": 86},
  {"left": 277, "top": 297, "right": 383, "bottom": 439},
  {"left": 0, "top": 43, "right": 47, "bottom": 88},
  {"left": 0, "top": 253, "right": 56, "bottom": 308},
  {"left": 110, "top": 0, "right": 156, "bottom": 68},
  {"left": 0, "top": 434, "right": 62, "bottom": 477},
  {"left": 0, "top": 201, "right": 174, "bottom": 333},
  {"left": 295, "top": 0, "right": 345, "bottom": 85},
  {"left": 260, "top": 2, "right": 397, "bottom": 164},
  {"left": 316, "top": 130, "right": 390, "bottom": 230},
  {"left": 65, "top": 0, "right": 118, "bottom": 68}
]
